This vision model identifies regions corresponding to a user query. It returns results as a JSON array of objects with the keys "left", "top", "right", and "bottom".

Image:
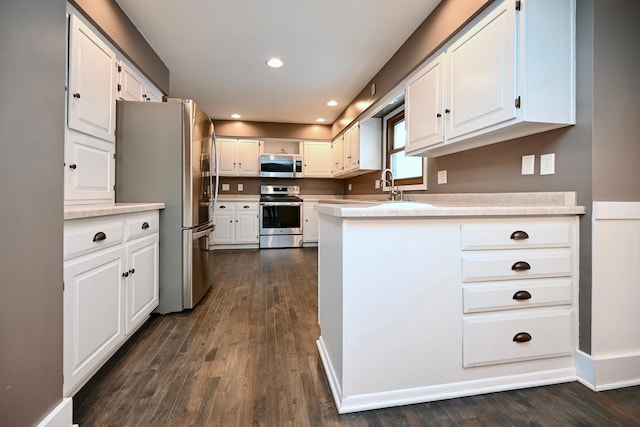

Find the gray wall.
[
  {"left": 0, "top": 0, "right": 65, "bottom": 425},
  {"left": 592, "top": 0, "right": 640, "bottom": 201}
]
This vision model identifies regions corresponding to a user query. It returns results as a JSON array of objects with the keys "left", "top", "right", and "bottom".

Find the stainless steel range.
[{"left": 259, "top": 185, "right": 303, "bottom": 248}]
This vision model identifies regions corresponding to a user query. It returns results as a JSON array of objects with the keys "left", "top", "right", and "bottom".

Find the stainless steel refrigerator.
[{"left": 116, "top": 98, "right": 219, "bottom": 313}]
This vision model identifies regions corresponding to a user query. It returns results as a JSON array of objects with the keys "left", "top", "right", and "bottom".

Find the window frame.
[{"left": 382, "top": 104, "right": 427, "bottom": 191}]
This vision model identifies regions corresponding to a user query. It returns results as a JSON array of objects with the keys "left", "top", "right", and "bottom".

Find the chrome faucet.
[{"left": 380, "top": 168, "right": 398, "bottom": 200}]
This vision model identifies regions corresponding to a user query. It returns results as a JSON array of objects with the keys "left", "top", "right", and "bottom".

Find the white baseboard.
[
  {"left": 36, "top": 398, "right": 74, "bottom": 427},
  {"left": 576, "top": 350, "right": 640, "bottom": 391}
]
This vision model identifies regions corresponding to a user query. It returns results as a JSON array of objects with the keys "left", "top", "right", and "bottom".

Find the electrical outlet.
[
  {"left": 521, "top": 155, "right": 535, "bottom": 175},
  {"left": 222, "top": 183, "right": 230, "bottom": 191},
  {"left": 540, "top": 153, "right": 555, "bottom": 175},
  {"left": 348, "top": 183, "right": 352, "bottom": 191},
  {"left": 437, "top": 170, "right": 447, "bottom": 184},
  {"left": 237, "top": 183, "right": 243, "bottom": 192},
  {"left": 375, "top": 179, "right": 380, "bottom": 189}
]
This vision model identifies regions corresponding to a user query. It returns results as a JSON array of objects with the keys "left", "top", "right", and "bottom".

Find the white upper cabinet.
[
  {"left": 302, "top": 141, "right": 332, "bottom": 177},
  {"left": 406, "top": 0, "right": 575, "bottom": 157},
  {"left": 332, "top": 118, "right": 381, "bottom": 178},
  {"left": 118, "top": 61, "right": 163, "bottom": 102},
  {"left": 67, "top": 14, "right": 118, "bottom": 143},
  {"left": 215, "top": 138, "right": 260, "bottom": 177}
]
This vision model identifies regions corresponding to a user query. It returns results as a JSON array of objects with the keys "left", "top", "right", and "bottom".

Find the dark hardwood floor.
[{"left": 74, "top": 248, "right": 640, "bottom": 426}]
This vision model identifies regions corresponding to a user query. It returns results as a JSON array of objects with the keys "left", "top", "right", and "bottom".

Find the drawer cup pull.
[
  {"left": 513, "top": 290, "right": 532, "bottom": 300},
  {"left": 513, "top": 332, "right": 532, "bottom": 343},
  {"left": 243, "top": 205, "right": 250, "bottom": 209},
  {"left": 510, "top": 230, "right": 529, "bottom": 240},
  {"left": 142, "top": 222, "right": 150, "bottom": 230},
  {"left": 92, "top": 232, "right": 106, "bottom": 242},
  {"left": 511, "top": 261, "right": 531, "bottom": 271}
]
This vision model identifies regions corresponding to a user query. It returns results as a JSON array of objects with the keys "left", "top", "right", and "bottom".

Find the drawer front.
[
  {"left": 461, "top": 249, "right": 572, "bottom": 282},
  {"left": 234, "top": 202, "right": 258, "bottom": 211},
  {"left": 126, "top": 212, "right": 159, "bottom": 241},
  {"left": 215, "top": 202, "right": 235, "bottom": 211},
  {"left": 462, "top": 279, "right": 572, "bottom": 313},
  {"left": 64, "top": 219, "right": 125, "bottom": 260},
  {"left": 461, "top": 222, "right": 572, "bottom": 250},
  {"left": 463, "top": 309, "right": 573, "bottom": 367}
]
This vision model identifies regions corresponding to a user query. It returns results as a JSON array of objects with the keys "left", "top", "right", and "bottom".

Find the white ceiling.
[{"left": 115, "top": 0, "right": 441, "bottom": 125}]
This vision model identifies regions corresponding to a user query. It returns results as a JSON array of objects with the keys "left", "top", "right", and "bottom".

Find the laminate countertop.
[
  {"left": 316, "top": 192, "right": 585, "bottom": 218},
  {"left": 64, "top": 203, "right": 165, "bottom": 220}
]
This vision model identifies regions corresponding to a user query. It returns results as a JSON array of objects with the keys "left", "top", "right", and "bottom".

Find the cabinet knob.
[
  {"left": 122, "top": 271, "right": 129, "bottom": 278},
  {"left": 142, "top": 222, "right": 150, "bottom": 230},
  {"left": 513, "top": 332, "right": 532, "bottom": 343},
  {"left": 510, "top": 230, "right": 529, "bottom": 240},
  {"left": 129, "top": 268, "right": 135, "bottom": 274},
  {"left": 511, "top": 261, "right": 531, "bottom": 272},
  {"left": 69, "top": 164, "right": 77, "bottom": 170},
  {"left": 512, "top": 290, "right": 532, "bottom": 300},
  {"left": 445, "top": 108, "right": 451, "bottom": 114},
  {"left": 436, "top": 113, "right": 442, "bottom": 118},
  {"left": 73, "top": 93, "right": 81, "bottom": 99},
  {"left": 92, "top": 232, "right": 106, "bottom": 242}
]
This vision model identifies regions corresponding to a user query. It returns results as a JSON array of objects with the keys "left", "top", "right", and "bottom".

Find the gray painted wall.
[{"left": 0, "top": 0, "right": 65, "bottom": 425}]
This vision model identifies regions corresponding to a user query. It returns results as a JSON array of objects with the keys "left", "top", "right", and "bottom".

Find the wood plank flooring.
[{"left": 74, "top": 248, "right": 640, "bottom": 426}]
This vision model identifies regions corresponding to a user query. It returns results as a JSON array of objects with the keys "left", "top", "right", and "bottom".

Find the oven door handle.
[{"left": 260, "top": 202, "right": 303, "bottom": 207}]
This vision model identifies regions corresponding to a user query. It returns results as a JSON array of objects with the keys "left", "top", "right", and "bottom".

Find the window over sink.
[{"left": 384, "top": 104, "right": 427, "bottom": 190}]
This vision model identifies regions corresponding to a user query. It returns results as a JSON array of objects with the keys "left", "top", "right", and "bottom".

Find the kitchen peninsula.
[{"left": 316, "top": 193, "right": 584, "bottom": 413}]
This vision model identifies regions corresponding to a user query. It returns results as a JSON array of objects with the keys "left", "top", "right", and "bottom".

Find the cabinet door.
[
  {"left": 67, "top": 14, "right": 117, "bottom": 142},
  {"left": 118, "top": 62, "right": 145, "bottom": 101},
  {"left": 446, "top": 2, "right": 516, "bottom": 140},
  {"left": 125, "top": 235, "right": 159, "bottom": 334},
  {"left": 212, "top": 210, "right": 234, "bottom": 243},
  {"left": 303, "top": 202, "right": 319, "bottom": 242},
  {"left": 342, "top": 128, "right": 353, "bottom": 172},
  {"left": 236, "top": 140, "right": 260, "bottom": 176},
  {"left": 348, "top": 123, "right": 360, "bottom": 170},
  {"left": 235, "top": 209, "right": 259, "bottom": 243},
  {"left": 303, "top": 141, "right": 332, "bottom": 177},
  {"left": 331, "top": 136, "right": 344, "bottom": 176},
  {"left": 63, "top": 245, "right": 125, "bottom": 395},
  {"left": 216, "top": 138, "right": 237, "bottom": 176},
  {"left": 406, "top": 54, "right": 445, "bottom": 152},
  {"left": 65, "top": 129, "right": 115, "bottom": 203},
  {"left": 144, "top": 84, "right": 163, "bottom": 102}
]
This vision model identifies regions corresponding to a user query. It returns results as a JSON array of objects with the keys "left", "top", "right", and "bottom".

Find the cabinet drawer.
[
  {"left": 462, "top": 279, "right": 572, "bottom": 313},
  {"left": 215, "top": 202, "right": 234, "bottom": 211},
  {"left": 461, "top": 249, "right": 572, "bottom": 282},
  {"left": 64, "top": 219, "right": 125, "bottom": 260},
  {"left": 234, "top": 202, "right": 258, "bottom": 211},
  {"left": 461, "top": 222, "right": 571, "bottom": 250},
  {"left": 126, "top": 212, "right": 159, "bottom": 241},
  {"left": 463, "top": 309, "right": 573, "bottom": 367}
]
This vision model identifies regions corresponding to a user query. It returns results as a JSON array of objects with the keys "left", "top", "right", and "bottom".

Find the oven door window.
[{"left": 262, "top": 205, "right": 301, "bottom": 229}]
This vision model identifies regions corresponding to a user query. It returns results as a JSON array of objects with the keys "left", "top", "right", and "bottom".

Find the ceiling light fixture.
[
  {"left": 230, "top": 113, "right": 241, "bottom": 119},
  {"left": 315, "top": 118, "right": 326, "bottom": 123},
  {"left": 266, "top": 57, "right": 284, "bottom": 68},
  {"left": 326, "top": 100, "right": 338, "bottom": 107}
]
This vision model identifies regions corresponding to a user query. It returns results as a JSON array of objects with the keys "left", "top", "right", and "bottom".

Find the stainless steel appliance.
[
  {"left": 259, "top": 185, "right": 303, "bottom": 248},
  {"left": 115, "top": 99, "right": 220, "bottom": 313},
  {"left": 259, "top": 154, "right": 302, "bottom": 178}
]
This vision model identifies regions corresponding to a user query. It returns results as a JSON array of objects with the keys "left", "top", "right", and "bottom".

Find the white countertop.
[
  {"left": 315, "top": 192, "right": 585, "bottom": 218},
  {"left": 64, "top": 202, "right": 165, "bottom": 220}
]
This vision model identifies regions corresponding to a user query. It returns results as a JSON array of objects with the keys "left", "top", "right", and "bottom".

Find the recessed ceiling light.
[
  {"left": 326, "top": 100, "right": 338, "bottom": 107},
  {"left": 230, "top": 113, "right": 241, "bottom": 119},
  {"left": 315, "top": 118, "right": 326, "bottom": 123},
  {"left": 266, "top": 57, "right": 284, "bottom": 68}
]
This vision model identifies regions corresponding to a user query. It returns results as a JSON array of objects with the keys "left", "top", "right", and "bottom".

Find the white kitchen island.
[{"left": 315, "top": 194, "right": 585, "bottom": 413}]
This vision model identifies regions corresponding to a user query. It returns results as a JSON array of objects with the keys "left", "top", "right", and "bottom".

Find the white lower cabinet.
[
  {"left": 63, "top": 210, "right": 159, "bottom": 396},
  {"left": 303, "top": 201, "right": 319, "bottom": 243},
  {"left": 211, "top": 202, "right": 259, "bottom": 248}
]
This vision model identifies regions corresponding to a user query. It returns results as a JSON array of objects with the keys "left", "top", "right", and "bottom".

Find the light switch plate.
[
  {"left": 375, "top": 179, "right": 380, "bottom": 189},
  {"left": 222, "top": 183, "right": 230, "bottom": 191},
  {"left": 437, "top": 170, "right": 447, "bottom": 184},
  {"left": 348, "top": 183, "right": 352, "bottom": 191},
  {"left": 521, "top": 155, "right": 535, "bottom": 175},
  {"left": 540, "top": 153, "right": 555, "bottom": 175},
  {"left": 237, "top": 183, "right": 243, "bottom": 192}
]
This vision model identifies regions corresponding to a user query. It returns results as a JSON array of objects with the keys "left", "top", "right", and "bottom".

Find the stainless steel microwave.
[{"left": 259, "top": 154, "right": 302, "bottom": 178}]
